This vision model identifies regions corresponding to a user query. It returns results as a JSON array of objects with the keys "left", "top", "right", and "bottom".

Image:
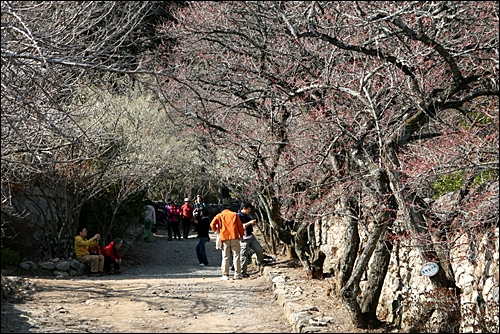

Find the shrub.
[
  {"left": 471, "top": 170, "right": 498, "bottom": 188},
  {"left": 432, "top": 171, "right": 464, "bottom": 199},
  {"left": 1, "top": 248, "right": 21, "bottom": 268}
]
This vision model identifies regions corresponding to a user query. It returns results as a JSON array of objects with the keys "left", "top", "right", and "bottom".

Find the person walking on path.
[
  {"left": 210, "top": 205, "right": 245, "bottom": 280},
  {"left": 102, "top": 238, "right": 123, "bottom": 274},
  {"left": 238, "top": 202, "right": 264, "bottom": 278},
  {"left": 74, "top": 226, "right": 105, "bottom": 276},
  {"left": 180, "top": 198, "right": 194, "bottom": 239},
  {"left": 193, "top": 194, "right": 207, "bottom": 232},
  {"left": 144, "top": 203, "right": 156, "bottom": 242},
  {"left": 167, "top": 202, "right": 182, "bottom": 240},
  {"left": 163, "top": 199, "right": 173, "bottom": 240},
  {"left": 196, "top": 207, "right": 211, "bottom": 266}
]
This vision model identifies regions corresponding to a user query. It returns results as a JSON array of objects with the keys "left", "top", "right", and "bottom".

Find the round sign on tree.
[{"left": 420, "top": 262, "right": 439, "bottom": 277}]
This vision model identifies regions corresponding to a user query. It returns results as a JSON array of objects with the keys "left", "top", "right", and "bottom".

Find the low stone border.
[
  {"left": 6, "top": 225, "right": 144, "bottom": 279},
  {"left": 264, "top": 268, "right": 333, "bottom": 333},
  {"left": 5, "top": 224, "right": 331, "bottom": 333}
]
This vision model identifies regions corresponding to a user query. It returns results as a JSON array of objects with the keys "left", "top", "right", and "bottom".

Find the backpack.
[
  {"left": 202, "top": 207, "right": 209, "bottom": 217},
  {"left": 193, "top": 202, "right": 206, "bottom": 218}
]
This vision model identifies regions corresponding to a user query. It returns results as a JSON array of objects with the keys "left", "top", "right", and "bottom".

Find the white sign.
[{"left": 420, "top": 262, "right": 439, "bottom": 277}]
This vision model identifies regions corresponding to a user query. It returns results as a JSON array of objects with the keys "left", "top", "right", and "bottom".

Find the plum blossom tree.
[
  {"left": 157, "top": 1, "right": 498, "bottom": 328},
  {"left": 1, "top": 1, "right": 180, "bottom": 257}
]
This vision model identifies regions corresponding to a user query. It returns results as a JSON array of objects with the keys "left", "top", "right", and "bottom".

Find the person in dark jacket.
[
  {"left": 102, "top": 238, "right": 123, "bottom": 274},
  {"left": 193, "top": 194, "right": 207, "bottom": 232},
  {"left": 238, "top": 202, "right": 264, "bottom": 278},
  {"left": 196, "top": 207, "right": 211, "bottom": 266}
]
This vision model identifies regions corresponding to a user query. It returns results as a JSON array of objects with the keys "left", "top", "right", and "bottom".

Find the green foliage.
[
  {"left": 80, "top": 186, "right": 148, "bottom": 243},
  {"left": 469, "top": 110, "right": 493, "bottom": 125},
  {"left": 432, "top": 171, "right": 464, "bottom": 199},
  {"left": 432, "top": 169, "right": 498, "bottom": 200},
  {"left": 1, "top": 248, "right": 21, "bottom": 268},
  {"left": 471, "top": 170, "right": 498, "bottom": 188},
  {"left": 458, "top": 111, "right": 493, "bottom": 128},
  {"left": 119, "top": 191, "right": 149, "bottom": 219}
]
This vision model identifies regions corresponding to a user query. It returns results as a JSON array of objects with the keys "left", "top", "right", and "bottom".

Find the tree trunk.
[
  {"left": 336, "top": 200, "right": 360, "bottom": 294},
  {"left": 308, "top": 247, "right": 326, "bottom": 279},
  {"left": 360, "top": 234, "right": 393, "bottom": 328},
  {"left": 294, "top": 221, "right": 310, "bottom": 270},
  {"left": 340, "top": 183, "right": 396, "bottom": 328},
  {"left": 284, "top": 243, "right": 296, "bottom": 260},
  {"left": 340, "top": 218, "right": 389, "bottom": 329},
  {"left": 340, "top": 149, "right": 397, "bottom": 328},
  {"left": 258, "top": 192, "right": 293, "bottom": 244},
  {"left": 293, "top": 220, "right": 327, "bottom": 278},
  {"left": 307, "top": 221, "right": 325, "bottom": 279},
  {"left": 271, "top": 229, "right": 277, "bottom": 256}
]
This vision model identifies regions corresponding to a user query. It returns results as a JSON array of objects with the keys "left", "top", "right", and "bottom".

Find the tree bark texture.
[
  {"left": 307, "top": 221, "right": 325, "bottom": 278},
  {"left": 335, "top": 206, "right": 360, "bottom": 294},
  {"left": 360, "top": 235, "right": 394, "bottom": 328}
]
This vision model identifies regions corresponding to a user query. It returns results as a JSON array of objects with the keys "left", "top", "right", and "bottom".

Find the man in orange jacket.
[{"left": 210, "top": 205, "right": 245, "bottom": 280}]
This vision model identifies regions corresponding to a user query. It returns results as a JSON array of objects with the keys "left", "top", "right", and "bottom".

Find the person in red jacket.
[
  {"left": 102, "top": 238, "right": 123, "bottom": 274},
  {"left": 180, "top": 198, "right": 194, "bottom": 239},
  {"left": 167, "top": 202, "right": 182, "bottom": 240}
]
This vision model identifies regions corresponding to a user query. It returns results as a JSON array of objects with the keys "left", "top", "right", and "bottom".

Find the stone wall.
[
  {"left": 319, "top": 202, "right": 499, "bottom": 332},
  {"left": 8, "top": 187, "right": 76, "bottom": 261},
  {"left": 12, "top": 224, "right": 144, "bottom": 278}
]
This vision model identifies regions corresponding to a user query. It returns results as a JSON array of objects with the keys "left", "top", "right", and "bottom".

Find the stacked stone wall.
[
  {"left": 11, "top": 224, "right": 144, "bottom": 278},
  {"left": 319, "top": 211, "right": 499, "bottom": 333},
  {"left": 8, "top": 187, "right": 75, "bottom": 261}
]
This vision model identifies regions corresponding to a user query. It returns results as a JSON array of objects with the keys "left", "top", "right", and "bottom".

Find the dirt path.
[
  {"left": 2, "top": 226, "right": 390, "bottom": 333},
  {"left": 1, "top": 229, "right": 292, "bottom": 333}
]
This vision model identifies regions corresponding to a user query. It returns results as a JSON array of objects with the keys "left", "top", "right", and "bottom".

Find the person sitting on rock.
[
  {"left": 88, "top": 243, "right": 101, "bottom": 256},
  {"left": 74, "top": 226, "right": 105, "bottom": 276},
  {"left": 102, "top": 238, "right": 123, "bottom": 274}
]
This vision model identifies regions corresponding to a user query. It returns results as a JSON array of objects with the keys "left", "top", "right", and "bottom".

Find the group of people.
[
  {"left": 145, "top": 195, "right": 266, "bottom": 280},
  {"left": 160, "top": 195, "right": 212, "bottom": 267},
  {"left": 152, "top": 194, "right": 207, "bottom": 241},
  {"left": 74, "top": 226, "right": 123, "bottom": 276},
  {"left": 210, "top": 202, "right": 265, "bottom": 280},
  {"left": 75, "top": 196, "right": 265, "bottom": 280},
  {"left": 141, "top": 195, "right": 211, "bottom": 266}
]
